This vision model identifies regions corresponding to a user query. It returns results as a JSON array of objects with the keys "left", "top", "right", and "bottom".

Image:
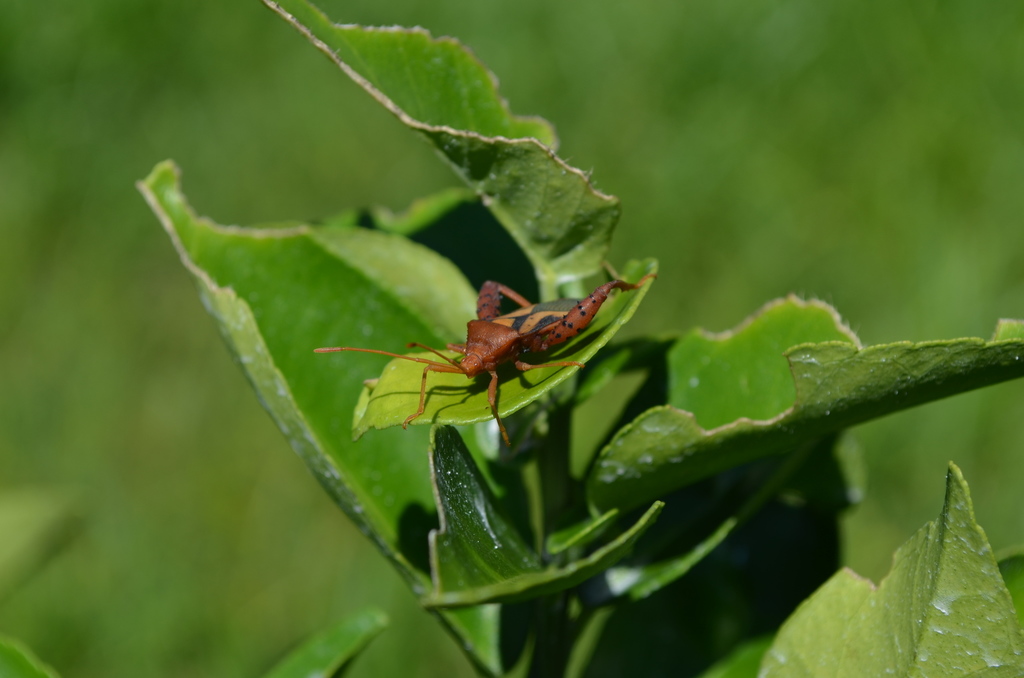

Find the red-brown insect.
[{"left": 315, "top": 273, "right": 656, "bottom": 446}]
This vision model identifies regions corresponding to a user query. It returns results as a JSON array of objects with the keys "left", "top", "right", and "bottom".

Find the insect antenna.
[
  {"left": 406, "top": 342, "right": 463, "bottom": 368},
  {"left": 314, "top": 346, "right": 459, "bottom": 370}
]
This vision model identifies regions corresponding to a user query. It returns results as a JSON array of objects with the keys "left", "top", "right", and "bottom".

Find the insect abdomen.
[{"left": 493, "top": 298, "right": 579, "bottom": 333}]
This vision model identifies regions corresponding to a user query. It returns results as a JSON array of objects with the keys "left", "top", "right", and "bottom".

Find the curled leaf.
[
  {"left": 139, "top": 161, "right": 506, "bottom": 674},
  {"left": 426, "top": 427, "right": 663, "bottom": 608},
  {"left": 264, "top": 0, "right": 620, "bottom": 286},
  {"left": 588, "top": 298, "right": 1024, "bottom": 513}
]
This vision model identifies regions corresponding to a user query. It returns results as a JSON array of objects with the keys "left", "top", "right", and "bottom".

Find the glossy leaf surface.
[
  {"left": 761, "top": 464, "right": 1024, "bottom": 677},
  {"left": 426, "top": 427, "right": 662, "bottom": 607}
]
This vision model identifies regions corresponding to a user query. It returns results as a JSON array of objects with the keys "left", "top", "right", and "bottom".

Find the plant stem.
[
  {"left": 530, "top": 591, "right": 572, "bottom": 678},
  {"left": 528, "top": 401, "right": 577, "bottom": 676},
  {"left": 538, "top": 403, "right": 575, "bottom": 537}
]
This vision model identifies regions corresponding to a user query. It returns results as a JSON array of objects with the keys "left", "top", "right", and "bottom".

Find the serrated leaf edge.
[
  {"left": 696, "top": 294, "right": 862, "bottom": 347},
  {"left": 261, "top": 1, "right": 569, "bottom": 150}
]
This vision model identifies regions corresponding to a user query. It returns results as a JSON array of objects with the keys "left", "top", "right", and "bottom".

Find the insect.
[{"left": 315, "top": 273, "right": 656, "bottom": 446}]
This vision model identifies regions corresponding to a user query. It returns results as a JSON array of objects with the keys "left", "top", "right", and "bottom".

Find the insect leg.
[
  {"left": 485, "top": 369, "right": 511, "bottom": 447},
  {"left": 514, "top": 360, "right": 585, "bottom": 371},
  {"left": 476, "top": 281, "right": 534, "bottom": 320},
  {"left": 315, "top": 345, "right": 468, "bottom": 432},
  {"left": 403, "top": 363, "right": 464, "bottom": 429},
  {"left": 522, "top": 274, "right": 656, "bottom": 351}
]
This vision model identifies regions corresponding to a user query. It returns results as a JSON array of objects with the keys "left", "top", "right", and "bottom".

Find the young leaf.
[
  {"left": 352, "top": 261, "right": 657, "bottom": 439},
  {"left": 546, "top": 509, "right": 619, "bottom": 556},
  {"left": 0, "top": 636, "right": 59, "bottom": 678},
  {"left": 605, "top": 516, "right": 739, "bottom": 602},
  {"left": 426, "top": 427, "right": 663, "bottom": 608},
  {"left": 760, "top": 463, "right": 1024, "bottom": 677},
  {"left": 581, "top": 490, "right": 839, "bottom": 677},
  {"left": 695, "top": 637, "right": 772, "bottom": 678},
  {"left": 139, "top": 161, "right": 504, "bottom": 674},
  {"left": 600, "top": 433, "right": 840, "bottom": 602},
  {"left": 262, "top": 609, "right": 388, "bottom": 678},
  {"left": 588, "top": 298, "right": 1024, "bottom": 513},
  {"left": 263, "top": 0, "right": 620, "bottom": 289}
]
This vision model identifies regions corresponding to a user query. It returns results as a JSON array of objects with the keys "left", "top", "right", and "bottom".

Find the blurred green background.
[{"left": 2, "top": 0, "right": 1024, "bottom": 675}]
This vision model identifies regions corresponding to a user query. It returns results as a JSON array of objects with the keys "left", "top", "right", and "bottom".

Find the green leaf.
[
  {"left": 425, "top": 427, "right": 663, "bottom": 608},
  {"left": 0, "top": 636, "right": 59, "bottom": 678},
  {"left": 0, "top": 490, "right": 77, "bottom": 601},
  {"left": 427, "top": 427, "right": 542, "bottom": 590},
  {"left": 606, "top": 516, "right": 739, "bottom": 602},
  {"left": 309, "top": 226, "right": 477, "bottom": 341},
  {"left": 263, "top": 0, "right": 620, "bottom": 289},
  {"left": 545, "top": 509, "right": 619, "bottom": 556},
  {"left": 265, "top": 0, "right": 552, "bottom": 141},
  {"left": 998, "top": 548, "right": 1024, "bottom": 629},
  {"left": 602, "top": 433, "right": 835, "bottom": 602},
  {"left": 138, "top": 161, "right": 505, "bottom": 675},
  {"left": 695, "top": 637, "right": 772, "bottom": 678},
  {"left": 353, "top": 260, "right": 657, "bottom": 439},
  {"left": 582, "top": 538, "right": 792, "bottom": 678},
  {"left": 667, "top": 298, "right": 858, "bottom": 429},
  {"left": 588, "top": 298, "right": 1024, "bottom": 513},
  {"left": 262, "top": 609, "right": 387, "bottom": 678},
  {"left": 761, "top": 463, "right": 1024, "bottom": 676}
]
